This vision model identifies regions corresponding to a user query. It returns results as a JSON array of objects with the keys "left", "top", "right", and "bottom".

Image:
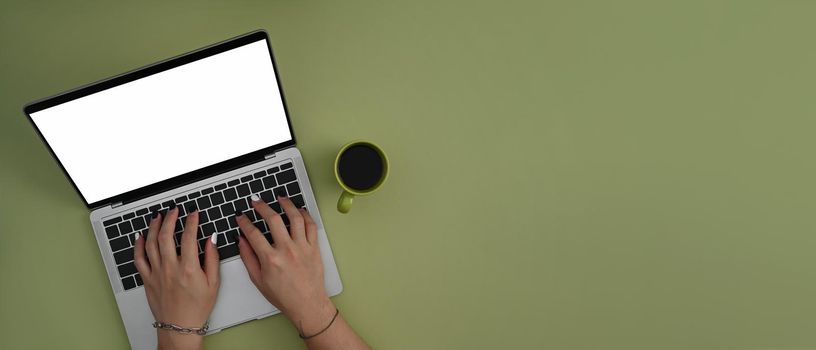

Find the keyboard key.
[
  {"left": 273, "top": 186, "right": 287, "bottom": 198},
  {"left": 184, "top": 201, "right": 198, "bottom": 213},
  {"left": 197, "top": 196, "right": 212, "bottom": 210},
  {"left": 223, "top": 188, "right": 238, "bottom": 201},
  {"left": 237, "top": 184, "right": 250, "bottom": 197},
  {"left": 228, "top": 215, "right": 239, "bottom": 229},
  {"left": 136, "top": 208, "right": 148, "bottom": 216},
  {"left": 262, "top": 175, "right": 277, "bottom": 189},
  {"left": 199, "top": 210, "right": 210, "bottom": 224},
  {"left": 218, "top": 244, "right": 240, "bottom": 259},
  {"left": 175, "top": 219, "right": 183, "bottom": 233},
  {"left": 134, "top": 274, "right": 143, "bottom": 286},
  {"left": 131, "top": 217, "right": 146, "bottom": 231},
  {"left": 280, "top": 162, "right": 293, "bottom": 170},
  {"left": 159, "top": 208, "right": 168, "bottom": 218},
  {"left": 105, "top": 225, "right": 120, "bottom": 239},
  {"left": 260, "top": 190, "right": 275, "bottom": 203},
  {"left": 276, "top": 169, "right": 296, "bottom": 184},
  {"left": 281, "top": 215, "right": 290, "bottom": 226},
  {"left": 253, "top": 220, "right": 267, "bottom": 233},
  {"left": 267, "top": 166, "right": 279, "bottom": 174},
  {"left": 254, "top": 171, "right": 266, "bottom": 179},
  {"left": 188, "top": 191, "right": 201, "bottom": 199},
  {"left": 149, "top": 205, "right": 161, "bottom": 213},
  {"left": 117, "top": 261, "right": 137, "bottom": 276},
  {"left": 109, "top": 236, "right": 130, "bottom": 252},
  {"left": 233, "top": 198, "right": 249, "bottom": 213},
  {"left": 225, "top": 229, "right": 239, "bottom": 243},
  {"left": 118, "top": 221, "right": 134, "bottom": 235},
  {"left": 228, "top": 179, "right": 239, "bottom": 187},
  {"left": 286, "top": 182, "right": 301, "bottom": 195},
  {"left": 122, "top": 212, "right": 135, "bottom": 220},
  {"left": 208, "top": 207, "right": 222, "bottom": 221},
  {"left": 122, "top": 276, "right": 136, "bottom": 290},
  {"left": 214, "top": 218, "right": 229, "bottom": 232},
  {"left": 177, "top": 205, "right": 186, "bottom": 217},
  {"left": 240, "top": 175, "right": 253, "bottom": 182},
  {"left": 202, "top": 187, "right": 215, "bottom": 195},
  {"left": 220, "top": 202, "right": 235, "bottom": 216},
  {"left": 246, "top": 210, "right": 257, "bottom": 222},
  {"left": 291, "top": 194, "right": 305, "bottom": 208},
  {"left": 249, "top": 180, "right": 264, "bottom": 193},
  {"left": 270, "top": 202, "right": 282, "bottom": 214},
  {"left": 210, "top": 192, "right": 225, "bottom": 206},
  {"left": 175, "top": 195, "right": 188, "bottom": 203},
  {"left": 162, "top": 200, "right": 175, "bottom": 208},
  {"left": 214, "top": 183, "right": 227, "bottom": 191},
  {"left": 202, "top": 222, "right": 216, "bottom": 235},
  {"left": 198, "top": 239, "right": 208, "bottom": 252},
  {"left": 103, "top": 217, "right": 122, "bottom": 226},
  {"left": 216, "top": 233, "right": 227, "bottom": 247},
  {"left": 114, "top": 248, "right": 134, "bottom": 265}
]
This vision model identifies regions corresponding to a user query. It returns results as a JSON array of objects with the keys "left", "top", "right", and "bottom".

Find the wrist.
[
  {"left": 286, "top": 297, "right": 336, "bottom": 337},
  {"left": 157, "top": 330, "right": 203, "bottom": 350}
]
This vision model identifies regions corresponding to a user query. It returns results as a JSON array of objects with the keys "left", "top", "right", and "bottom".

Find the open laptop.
[{"left": 23, "top": 30, "right": 343, "bottom": 350}]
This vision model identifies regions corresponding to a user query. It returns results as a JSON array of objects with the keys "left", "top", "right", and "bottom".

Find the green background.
[{"left": 1, "top": 1, "right": 815, "bottom": 349}]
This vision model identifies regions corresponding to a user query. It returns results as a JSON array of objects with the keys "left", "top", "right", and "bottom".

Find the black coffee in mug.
[{"left": 337, "top": 145, "right": 385, "bottom": 191}]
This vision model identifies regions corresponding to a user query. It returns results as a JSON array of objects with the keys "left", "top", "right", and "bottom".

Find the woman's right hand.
[{"left": 235, "top": 195, "right": 337, "bottom": 336}]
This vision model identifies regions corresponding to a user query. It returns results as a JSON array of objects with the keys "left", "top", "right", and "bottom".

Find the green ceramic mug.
[{"left": 334, "top": 141, "right": 389, "bottom": 213}]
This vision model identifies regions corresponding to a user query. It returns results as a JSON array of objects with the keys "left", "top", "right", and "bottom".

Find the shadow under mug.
[{"left": 334, "top": 141, "right": 389, "bottom": 213}]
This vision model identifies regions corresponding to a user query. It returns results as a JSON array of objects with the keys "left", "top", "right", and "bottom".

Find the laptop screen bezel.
[{"left": 23, "top": 30, "right": 297, "bottom": 209}]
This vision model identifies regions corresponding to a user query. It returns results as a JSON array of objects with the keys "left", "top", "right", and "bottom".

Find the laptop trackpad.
[{"left": 209, "top": 258, "right": 280, "bottom": 331}]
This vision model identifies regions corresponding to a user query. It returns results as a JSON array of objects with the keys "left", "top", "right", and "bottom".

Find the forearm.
[{"left": 157, "top": 331, "right": 203, "bottom": 350}]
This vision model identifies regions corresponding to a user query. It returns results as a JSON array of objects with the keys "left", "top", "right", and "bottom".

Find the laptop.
[{"left": 22, "top": 30, "right": 343, "bottom": 350}]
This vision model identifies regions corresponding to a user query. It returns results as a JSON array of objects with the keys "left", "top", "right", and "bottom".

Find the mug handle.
[{"left": 337, "top": 191, "right": 355, "bottom": 213}]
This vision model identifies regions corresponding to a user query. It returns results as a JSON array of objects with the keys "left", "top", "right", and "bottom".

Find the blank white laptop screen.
[{"left": 29, "top": 39, "right": 291, "bottom": 204}]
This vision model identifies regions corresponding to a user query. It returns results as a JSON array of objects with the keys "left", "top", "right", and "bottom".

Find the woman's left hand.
[{"left": 134, "top": 205, "right": 220, "bottom": 350}]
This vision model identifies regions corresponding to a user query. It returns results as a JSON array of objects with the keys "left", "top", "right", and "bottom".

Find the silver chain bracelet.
[{"left": 152, "top": 321, "right": 209, "bottom": 335}]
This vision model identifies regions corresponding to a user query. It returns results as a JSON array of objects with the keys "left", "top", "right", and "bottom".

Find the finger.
[
  {"left": 133, "top": 231, "right": 151, "bottom": 279},
  {"left": 300, "top": 208, "right": 318, "bottom": 246},
  {"left": 181, "top": 210, "right": 200, "bottom": 265},
  {"left": 250, "top": 194, "right": 289, "bottom": 246},
  {"left": 238, "top": 235, "right": 262, "bottom": 285},
  {"left": 204, "top": 232, "right": 220, "bottom": 286},
  {"left": 145, "top": 211, "right": 162, "bottom": 268},
  {"left": 235, "top": 212, "right": 271, "bottom": 255},
  {"left": 158, "top": 205, "right": 179, "bottom": 264},
  {"left": 279, "top": 196, "right": 305, "bottom": 243}
]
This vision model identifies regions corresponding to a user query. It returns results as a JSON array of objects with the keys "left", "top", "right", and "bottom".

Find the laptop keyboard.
[{"left": 101, "top": 161, "right": 306, "bottom": 291}]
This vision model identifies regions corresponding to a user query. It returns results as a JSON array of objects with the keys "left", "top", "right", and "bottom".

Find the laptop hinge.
[
  {"left": 264, "top": 153, "right": 277, "bottom": 160},
  {"left": 111, "top": 201, "right": 124, "bottom": 208}
]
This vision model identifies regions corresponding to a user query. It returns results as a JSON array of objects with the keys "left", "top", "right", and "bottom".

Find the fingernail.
[
  {"left": 234, "top": 211, "right": 244, "bottom": 219},
  {"left": 210, "top": 233, "right": 217, "bottom": 245},
  {"left": 152, "top": 211, "right": 160, "bottom": 219},
  {"left": 169, "top": 202, "right": 176, "bottom": 210},
  {"left": 251, "top": 194, "right": 260, "bottom": 202},
  {"left": 277, "top": 195, "right": 287, "bottom": 200},
  {"left": 134, "top": 231, "right": 141, "bottom": 240}
]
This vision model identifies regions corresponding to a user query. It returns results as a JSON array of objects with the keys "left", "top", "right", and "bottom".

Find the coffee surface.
[{"left": 338, "top": 145, "right": 384, "bottom": 191}]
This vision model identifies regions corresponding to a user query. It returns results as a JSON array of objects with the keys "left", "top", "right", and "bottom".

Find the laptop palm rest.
[{"left": 116, "top": 258, "right": 277, "bottom": 349}]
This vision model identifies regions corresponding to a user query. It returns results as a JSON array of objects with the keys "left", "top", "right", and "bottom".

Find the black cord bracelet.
[{"left": 299, "top": 308, "right": 340, "bottom": 340}]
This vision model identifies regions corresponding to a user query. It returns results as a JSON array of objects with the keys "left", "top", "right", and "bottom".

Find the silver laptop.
[{"left": 23, "top": 30, "right": 343, "bottom": 350}]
